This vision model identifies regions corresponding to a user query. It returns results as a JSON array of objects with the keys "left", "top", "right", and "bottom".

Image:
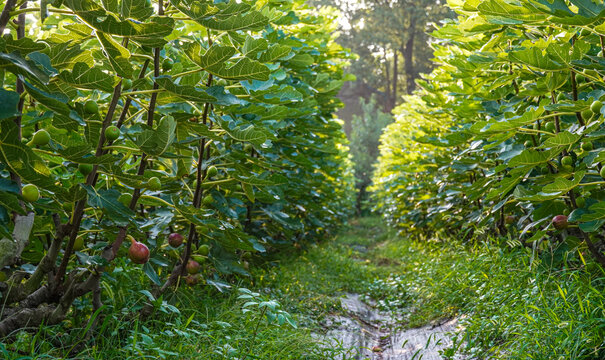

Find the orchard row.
[
  {"left": 372, "top": 0, "right": 605, "bottom": 267},
  {"left": 0, "top": 0, "right": 354, "bottom": 337}
]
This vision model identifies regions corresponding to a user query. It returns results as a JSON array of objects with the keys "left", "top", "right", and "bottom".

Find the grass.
[{"left": 2, "top": 216, "right": 605, "bottom": 359}]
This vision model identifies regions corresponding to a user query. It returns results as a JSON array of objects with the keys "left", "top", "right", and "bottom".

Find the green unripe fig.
[
  {"left": 122, "top": 79, "right": 133, "bottom": 90},
  {"left": 0, "top": 271, "right": 6, "bottom": 282},
  {"left": 533, "top": 122, "right": 540, "bottom": 130},
  {"left": 581, "top": 141, "right": 593, "bottom": 151},
  {"left": 73, "top": 236, "right": 84, "bottom": 251},
  {"left": 162, "top": 58, "right": 174, "bottom": 71},
  {"left": 600, "top": 166, "right": 605, "bottom": 179},
  {"left": 242, "top": 251, "right": 252, "bottom": 260},
  {"left": 580, "top": 28, "right": 591, "bottom": 37},
  {"left": 22, "top": 184, "right": 40, "bottom": 202},
  {"left": 244, "top": 143, "right": 253, "bottom": 152},
  {"left": 600, "top": 50, "right": 604, "bottom": 57},
  {"left": 146, "top": 177, "right": 161, "bottom": 191},
  {"left": 84, "top": 100, "right": 99, "bottom": 114},
  {"left": 576, "top": 74, "right": 586, "bottom": 83},
  {"left": 119, "top": 193, "right": 133, "bottom": 206},
  {"left": 576, "top": 197, "right": 586, "bottom": 208},
  {"left": 591, "top": 100, "right": 603, "bottom": 114},
  {"left": 78, "top": 163, "right": 93, "bottom": 176},
  {"left": 191, "top": 254, "right": 206, "bottom": 263},
  {"left": 28, "top": 129, "right": 51, "bottom": 146},
  {"left": 105, "top": 125, "right": 120, "bottom": 142},
  {"left": 561, "top": 156, "right": 573, "bottom": 167},
  {"left": 197, "top": 244, "right": 210, "bottom": 256},
  {"left": 582, "top": 109, "right": 593, "bottom": 120},
  {"left": 206, "top": 165, "right": 218, "bottom": 179},
  {"left": 524, "top": 140, "right": 532, "bottom": 148},
  {"left": 544, "top": 122, "right": 556, "bottom": 132},
  {"left": 202, "top": 195, "right": 213, "bottom": 206}
]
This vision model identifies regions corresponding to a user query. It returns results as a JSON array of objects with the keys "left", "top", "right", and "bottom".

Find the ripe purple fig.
[
  {"left": 128, "top": 236, "right": 150, "bottom": 264},
  {"left": 185, "top": 274, "right": 200, "bottom": 286},
  {"left": 168, "top": 232, "right": 184, "bottom": 247},
  {"left": 552, "top": 215, "right": 568, "bottom": 230},
  {"left": 186, "top": 260, "right": 200, "bottom": 274}
]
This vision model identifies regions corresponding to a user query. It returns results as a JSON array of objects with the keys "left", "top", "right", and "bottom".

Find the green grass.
[{"left": 2, "top": 216, "right": 605, "bottom": 359}]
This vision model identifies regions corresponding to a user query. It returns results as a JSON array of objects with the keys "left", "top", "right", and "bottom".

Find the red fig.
[
  {"left": 128, "top": 236, "right": 150, "bottom": 264},
  {"left": 552, "top": 215, "right": 568, "bottom": 230},
  {"left": 168, "top": 233, "right": 184, "bottom": 247},
  {"left": 185, "top": 274, "right": 200, "bottom": 286},
  {"left": 186, "top": 260, "right": 200, "bottom": 274}
]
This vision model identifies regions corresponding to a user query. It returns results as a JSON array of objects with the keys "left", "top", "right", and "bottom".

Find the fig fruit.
[
  {"left": 544, "top": 122, "right": 556, "bottom": 132},
  {"left": 600, "top": 166, "right": 605, "bottom": 179},
  {"left": 162, "top": 58, "right": 174, "bottom": 71},
  {"left": 591, "top": 100, "right": 603, "bottom": 114},
  {"left": 206, "top": 165, "right": 218, "bottom": 179},
  {"left": 84, "top": 100, "right": 99, "bottom": 114},
  {"left": 105, "top": 125, "right": 120, "bottom": 142},
  {"left": 504, "top": 215, "right": 515, "bottom": 225},
  {"left": 122, "top": 79, "right": 133, "bottom": 90},
  {"left": 119, "top": 193, "right": 133, "bottom": 207},
  {"left": 581, "top": 142, "right": 593, "bottom": 151},
  {"left": 168, "top": 232, "right": 184, "bottom": 247},
  {"left": 202, "top": 195, "right": 213, "bottom": 206},
  {"left": 29, "top": 129, "right": 51, "bottom": 146},
  {"left": 185, "top": 274, "right": 200, "bottom": 286},
  {"left": 186, "top": 260, "right": 200, "bottom": 274},
  {"left": 552, "top": 215, "right": 568, "bottom": 230},
  {"left": 561, "top": 156, "right": 573, "bottom": 167},
  {"left": 22, "top": 184, "right": 40, "bottom": 202},
  {"left": 128, "top": 236, "right": 150, "bottom": 264},
  {"left": 197, "top": 244, "right": 210, "bottom": 256},
  {"left": 576, "top": 197, "right": 586, "bottom": 208}
]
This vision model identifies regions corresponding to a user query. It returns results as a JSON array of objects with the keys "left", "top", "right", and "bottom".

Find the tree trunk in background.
[
  {"left": 403, "top": 19, "right": 416, "bottom": 94},
  {"left": 391, "top": 50, "right": 398, "bottom": 111},
  {"left": 384, "top": 48, "right": 391, "bottom": 110}
]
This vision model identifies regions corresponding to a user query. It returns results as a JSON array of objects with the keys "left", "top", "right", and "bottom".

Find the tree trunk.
[
  {"left": 391, "top": 49, "right": 398, "bottom": 110},
  {"left": 403, "top": 19, "right": 416, "bottom": 94}
]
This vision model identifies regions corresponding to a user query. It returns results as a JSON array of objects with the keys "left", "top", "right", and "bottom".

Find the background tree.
[{"left": 349, "top": 96, "right": 393, "bottom": 214}]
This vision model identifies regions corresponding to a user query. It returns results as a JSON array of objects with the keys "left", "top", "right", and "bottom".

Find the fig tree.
[
  {"left": 168, "top": 232, "right": 184, "bottom": 247},
  {"left": 186, "top": 260, "right": 200, "bottom": 274},
  {"left": 84, "top": 100, "right": 99, "bottom": 114},
  {"left": 28, "top": 129, "right": 51, "bottom": 146},
  {"left": 146, "top": 177, "right": 161, "bottom": 191},
  {"left": 78, "top": 163, "right": 93, "bottom": 176},
  {"left": 552, "top": 215, "right": 568, "bottom": 230},
  {"left": 105, "top": 125, "right": 120, "bottom": 142},
  {"left": 128, "top": 236, "right": 150, "bottom": 264},
  {"left": 22, "top": 184, "right": 39, "bottom": 202}
]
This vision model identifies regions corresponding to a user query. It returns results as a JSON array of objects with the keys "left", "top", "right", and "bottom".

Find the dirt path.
[
  {"left": 307, "top": 218, "right": 462, "bottom": 359},
  {"left": 319, "top": 294, "right": 460, "bottom": 360}
]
